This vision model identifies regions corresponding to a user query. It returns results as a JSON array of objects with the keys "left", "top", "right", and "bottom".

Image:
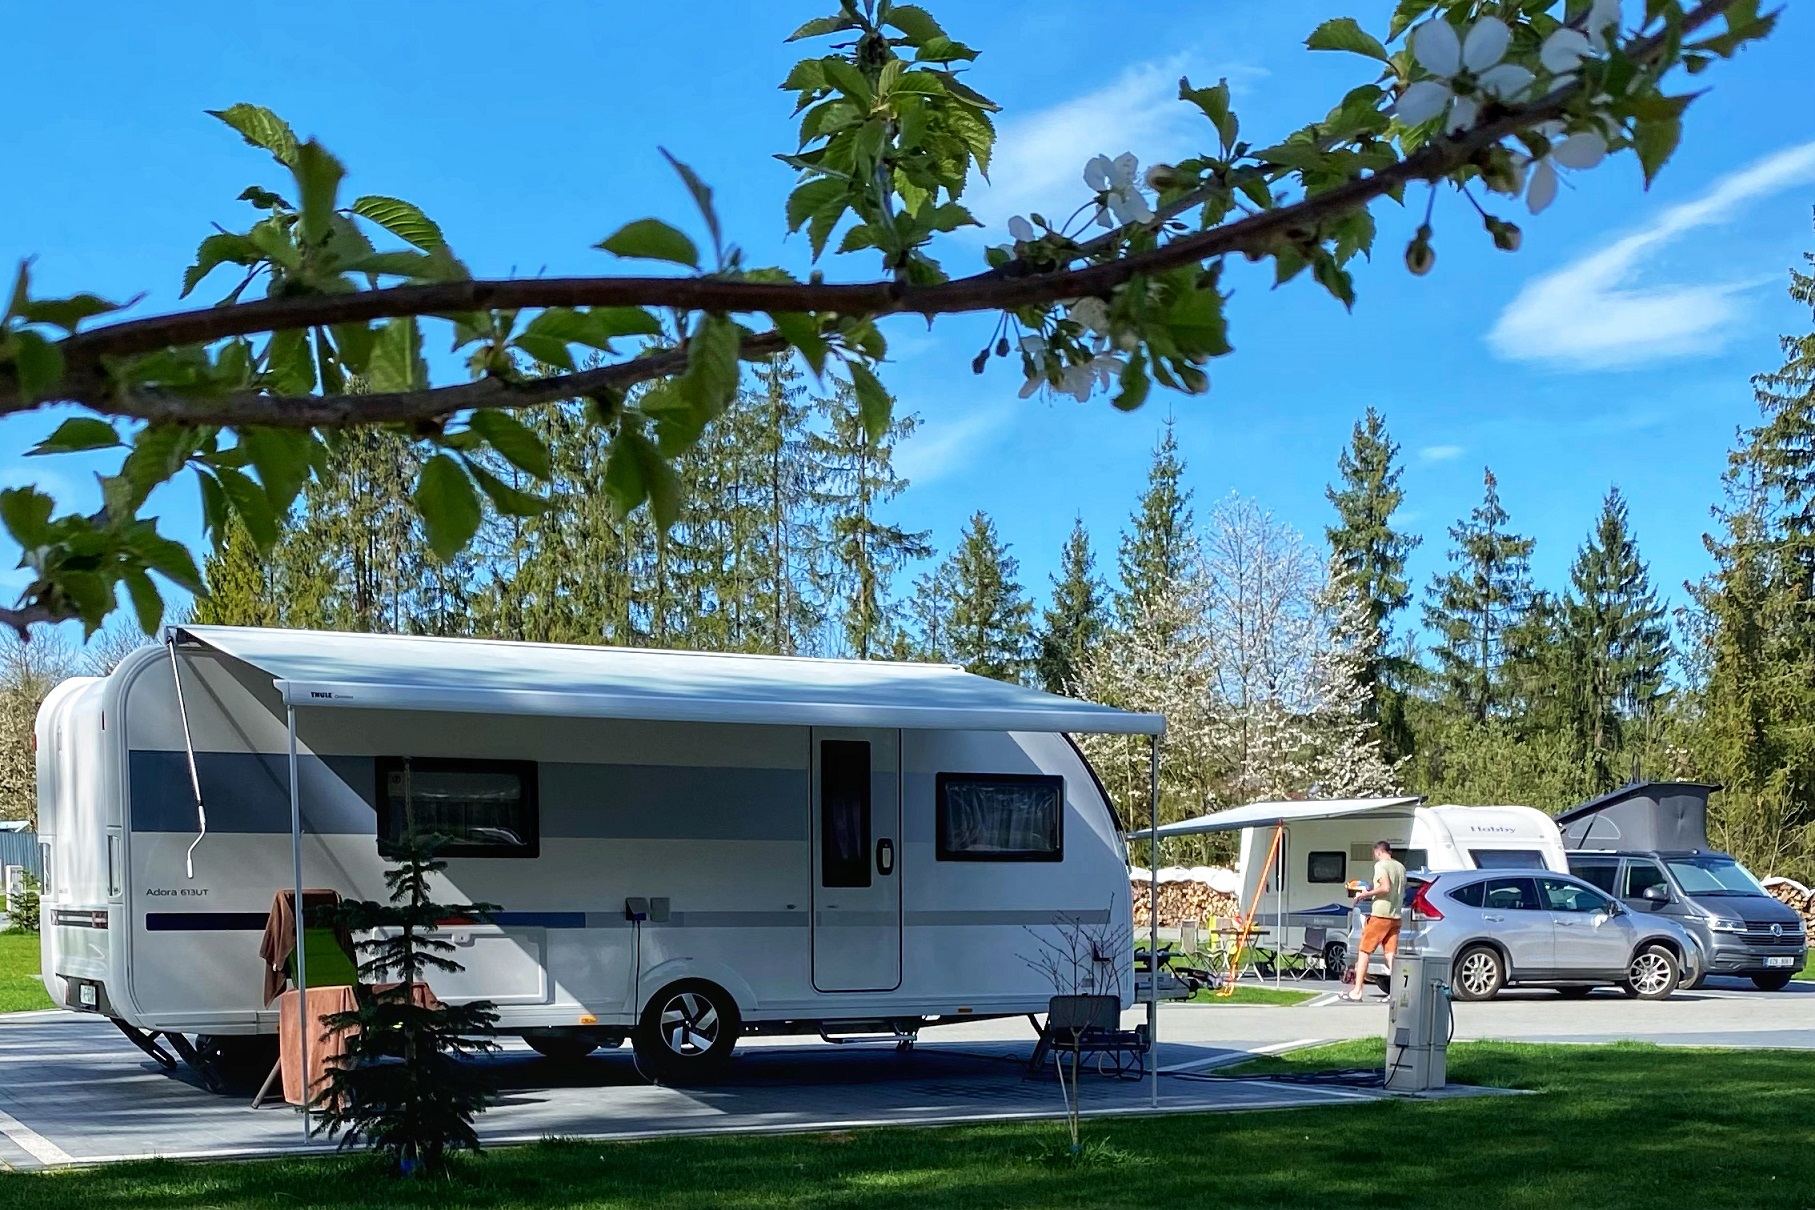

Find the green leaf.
[
  {"left": 118, "top": 424, "right": 199, "bottom": 511},
  {"left": 182, "top": 233, "right": 262, "bottom": 298},
  {"left": 464, "top": 459, "right": 550, "bottom": 518},
  {"left": 28, "top": 417, "right": 120, "bottom": 457},
  {"left": 331, "top": 323, "right": 377, "bottom": 375},
  {"left": 604, "top": 427, "right": 681, "bottom": 530},
  {"left": 1388, "top": 0, "right": 1434, "bottom": 40},
  {"left": 128, "top": 529, "right": 206, "bottom": 594},
  {"left": 265, "top": 329, "right": 316, "bottom": 395},
  {"left": 19, "top": 293, "right": 124, "bottom": 334},
  {"left": 1306, "top": 17, "right": 1389, "bottom": 60},
  {"left": 10, "top": 330, "right": 64, "bottom": 406},
  {"left": 350, "top": 195, "right": 446, "bottom": 251},
  {"left": 660, "top": 150, "right": 722, "bottom": 261},
  {"left": 678, "top": 314, "right": 741, "bottom": 420},
  {"left": 1634, "top": 116, "right": 1682, "bottom": 187},
  {"left": 292, "top": 139, "right": 345, "bottom": 248},
  {"left": 59, "top": 572, "right": 112, "bottom": 635},
  {"left": 821, "top": 60, "right": 873, "bottom": 106},
  {"left": 595, "top": 218, "right": 699, "bottom": 269},
  {"left": 0, "top": 487, "right": 56, "bottom": 548},
  {"left": 368, "top": 318, "right": 424, "bottom": 393},
  {"left": 847, "top": 362, "right": 892, "bottom": 445},
  {"left": 214, "top": 465, "right": 279, "bottom": 550},
  {"left": 413, "top": 454, "right": 482, "bottom": 561},
  {"left": 246, "top": 217, "right": 301, "bottom": 271},
  {"left": 238, "top": 185, "right": 291, "bottom": 211},
  {"left": 241, "top": 428, "right": 312, "bottom": 513},
  {"left": 786, "top": 14, "right": 859, "bottom": 41},
  {"left": 884, "top": 4, "right": 948, "bottom": 44},
  {"left": 771, "top": 312, "right": 829, "bottom": 375},
  {"left": 207, "top": 103, "right": 300, "bottom": 167},
  {"left": 122, "top": 567, "right": 164, "bottom": 636},
  {"left": 787, "top": 176, "right": 847, "bottom": 234},
  {"left": 468, "top": 410, "right": 551, "bottom": 480},
  {"left": 1113, "top": 350, "right": 1151, "bottom": 412}
]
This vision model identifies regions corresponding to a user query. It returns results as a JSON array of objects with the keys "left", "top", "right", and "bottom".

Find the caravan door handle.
[{"left": 876, "top": 838, "right": 895, "bottom": 876}]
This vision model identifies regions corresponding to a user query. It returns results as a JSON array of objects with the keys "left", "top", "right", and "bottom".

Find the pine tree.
[
  {"left": 1560, "top": 488, "right": 1671, "bottom": 789},
  {"left": 192, "top": 514, "right": 281, "bottom": 627},
  {"left": 1423, "top": 468, "right": 1535, "bottom": 722},
  {"left": 1324, "top": 408, "right": 1420, "bottom": 754},
  {"left": 943, "top": 511, "right": 1035, "bottom": 682},
  {"left": 1695, "top": 229, "right": 1815, "bottom": 878},
  {"left": 810, "top": 384, "right": 929, "bottom": 658},
  {"left": 901, "top": 562, "right": 957, "bottom": 663},
  {"left": 1036, "top": 517, "right": 1106, "bottom": 695},
  {"left": 1115, "top": 419, "right": 1195, "bottom": 635}
]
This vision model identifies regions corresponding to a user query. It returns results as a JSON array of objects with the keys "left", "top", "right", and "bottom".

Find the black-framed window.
[
  {"left": 936, "top": 773, "right": 1063, "bottom": 862},
  {"left": 820, "top": 740, "right": 872, "bottom": 889},
  {"left": 1306, "top": 851, "right": 1346, "bottom": 884},
  {"left": 377, "top": 756, "right": 539, "bottom": 858}
]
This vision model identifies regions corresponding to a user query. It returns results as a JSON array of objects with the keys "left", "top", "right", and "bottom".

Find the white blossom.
[
  {"left": 1068, "top": 297, "right": 1111, "bottom": 338},
  {"left": 1083, "top": 152, "right": 1155, "bottom": 227},
  {"left": 1395, "top": 17, "right": 1534, "bottom": 132},
  {"left": 1007, "top": 215, "right": 1036, "bottom": 242},
  {"left": 1519, "top": 130, "right": 1608, "bottom": 213},
  {"left": 1541, "top": 0, "right": 1624, "bottom": 77}
]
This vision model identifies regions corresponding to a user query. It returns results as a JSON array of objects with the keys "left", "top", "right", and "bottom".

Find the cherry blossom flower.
[
  {"left": 1542, "top": 0, "right": 1625, "bottom": 76},
  {"left": 1395, "top": 17, "right": 1534, "bottom": 132},
  {"left": 1068, "top": 297, "right": 1111, "bottom": 338},
  {"left": 1083, "top": 153, "right": 1154, "bottom": 227},
  {"left": 1518, "top": 130, "right": 1608, "bottom": 214},
  {"left": 1007, "top": 215, "right": 1036, "bottom": 242}
]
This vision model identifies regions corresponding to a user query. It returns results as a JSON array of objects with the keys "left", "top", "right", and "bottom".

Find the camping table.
[{"left": 1209, "top": 927, "right": 1273, "bottom": 981}]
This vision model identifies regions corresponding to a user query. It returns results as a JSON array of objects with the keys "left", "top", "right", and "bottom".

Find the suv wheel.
[
  {"left": 1751, "top": 971, "right": 1793, "bottom": 992},
  {"left": 1620, "top": 945, "right": 1679, "bottom": 1000},
  {"left": 633, "top": 980, "right": 740, "bottom": 1085},
  {"left": 1452, "top": 945, "right": 1505, "bottom": 1001}
]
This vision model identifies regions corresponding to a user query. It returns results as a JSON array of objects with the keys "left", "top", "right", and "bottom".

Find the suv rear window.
[
  {"left": 1568, "top": 860, "right": 1618, "bottom": 894},
  {"left": 1448, "top": 881, "right": 1485, "bottom": 908}
]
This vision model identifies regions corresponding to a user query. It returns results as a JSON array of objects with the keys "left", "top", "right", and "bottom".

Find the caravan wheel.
[{"left": 634, "top": 981, "right": 740, "bottom": 1085}]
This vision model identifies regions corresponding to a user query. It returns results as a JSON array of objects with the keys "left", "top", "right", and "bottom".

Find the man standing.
[{"left": 1343, "top": 840, "right": 1406, "bottom": 1002}]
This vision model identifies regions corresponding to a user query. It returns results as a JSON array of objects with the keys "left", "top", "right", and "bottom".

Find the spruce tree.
[
  {"left": 192, "top": 514, "right": 281, "bottom": 627},
  {"left": 1036, "top": 517, "right": 1106, "bottom": 694},
  {"left": 1695, "top": 229, "right": 1815, "bottom": 877},
  {"left": 1115, "top": 419, "right": 1195, "bottom": 635},
  {"left": 1324, "top": 408, "right": 1420, "bottom": 753},
  {"left": 1561, "top": 488, "right": 1671, "bottom": 788},
  {"left": 1423, "top": 468, "right": 1535, "bottom": 722},
  {"left": 943, "top": 511, "right": 1035, "bottom": 682}
]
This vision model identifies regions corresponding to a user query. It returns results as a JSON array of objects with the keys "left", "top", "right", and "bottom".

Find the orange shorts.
[{"left": 1360, "top": 915, "right": 1402, "bottom": 952}]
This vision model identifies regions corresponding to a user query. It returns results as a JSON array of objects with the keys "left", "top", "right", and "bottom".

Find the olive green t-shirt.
[{"left": 1371, "top": 858, "right": 1406, "bottom": 919}]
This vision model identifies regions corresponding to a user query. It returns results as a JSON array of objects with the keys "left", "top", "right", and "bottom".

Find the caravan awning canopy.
[
  {"left": 171, "top": 625, "right": 1165, "bottom": 735},
  {"left": 1153, "top": 796, "right": 1423, "bottom": 838}
]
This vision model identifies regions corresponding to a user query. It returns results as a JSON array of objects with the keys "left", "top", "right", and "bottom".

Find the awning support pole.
[
  {"left": 1277, "top": 827, "right": 1286, "bottom": 988},
  {"left": 288, "top": 703, "right": 309, "bottom": 1141},
  {"left": 165, "top": 638, "right": 208, "bottom": 879},
  {"left": 1147, "top": 733, "right": 1159, "bottom": 1110}
]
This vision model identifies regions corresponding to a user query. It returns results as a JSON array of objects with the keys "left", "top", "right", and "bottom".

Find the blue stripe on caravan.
[
  {"left": 491, "top": 912, "right": 585, "bottom": 929},
  {"left": 130, "top": 751, "right": 377, "bottom": 834}
]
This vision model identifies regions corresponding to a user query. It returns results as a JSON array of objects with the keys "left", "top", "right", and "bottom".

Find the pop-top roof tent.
[
  {"left": 1555, "top": 781, "right": 1718, "bottom": 852},
  {"left": 161, "top": 625, "right": 1168, "bottom": 1126},
  {"left": 170, "top": 625, "right": 1167, "bottom": 735}
]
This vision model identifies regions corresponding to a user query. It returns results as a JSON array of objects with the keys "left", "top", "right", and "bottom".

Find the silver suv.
[{"left": 1360, "top": 869, "right": 1699, "bottom": 1001}]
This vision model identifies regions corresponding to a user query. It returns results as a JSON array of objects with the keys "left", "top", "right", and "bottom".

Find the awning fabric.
[
  {"left": 1152, "top": 796, "right": 1423, "bottom": 838},
  {"left": 171, "top": 625, "right": 1165, "bottom": 735}
]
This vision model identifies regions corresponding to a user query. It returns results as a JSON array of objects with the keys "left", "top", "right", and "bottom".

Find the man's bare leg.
[{"left": 1346, "top": 943, "right": 1374, "bottom": 1000}]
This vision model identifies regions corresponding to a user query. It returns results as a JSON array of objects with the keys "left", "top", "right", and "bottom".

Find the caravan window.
[
  {"left": 1469, "top": 848, "right": 1547, "bottom": 870},
  {"left": 1307, "top": 851, "right": 1346, "bottom": 884},
  {"left": 378, "top": 757, "right": 539, "bottom": 858},
  {"left": 936, "top": 774, "right": 1063, "bottom": 862},
  {"left": 819, "top": 740, "right": 872, "bottom": 889}
]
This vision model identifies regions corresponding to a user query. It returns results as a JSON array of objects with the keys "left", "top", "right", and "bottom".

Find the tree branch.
[{"left": 1, "top": 0, "right": 1736, "bottom": 428}]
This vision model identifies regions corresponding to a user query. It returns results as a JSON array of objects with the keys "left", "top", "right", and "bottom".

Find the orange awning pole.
[{"left": 1217, "top": 821, "right": 1283, "bottom": 997}]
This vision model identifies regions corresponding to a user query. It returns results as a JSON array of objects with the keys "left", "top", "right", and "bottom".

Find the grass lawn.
[
  {"left": 0, "top": 930, "right": 51, "bottom": 1013},
  {"left": 1187, "top": 983, "right": 1317, "bottom": 1005},
  {"left": 3, "top": 1041, "right": 1812, "bottom": 1208},
  {"left": 1797, "top": 950, "right": 1813, "bottom": 981}
]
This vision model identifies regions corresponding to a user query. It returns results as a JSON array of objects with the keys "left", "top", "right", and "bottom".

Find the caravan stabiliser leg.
[
  {"left": 161, "top": 1031, "right": 227, "bottom": 1094},
  {"left": 111, "top": 1019, "right": 178, "bottom": 1071}
]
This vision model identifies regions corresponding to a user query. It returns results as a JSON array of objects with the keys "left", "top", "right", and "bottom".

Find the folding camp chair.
[{"left": 1279, "top": 925, "right": 1329, "bottom": 980}]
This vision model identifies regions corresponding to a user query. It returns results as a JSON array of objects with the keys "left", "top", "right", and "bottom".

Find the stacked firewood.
[
  {"left": 1764, "top": 877, "right": 1815, "bottom": 933},
  {"left": 1130, "top": 881, "right": 1241, "bottom": 927}
]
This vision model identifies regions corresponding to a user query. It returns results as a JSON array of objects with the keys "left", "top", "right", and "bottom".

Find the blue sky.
[{"left": 4, "top": 1, "right": 1814, "bottom": 652}]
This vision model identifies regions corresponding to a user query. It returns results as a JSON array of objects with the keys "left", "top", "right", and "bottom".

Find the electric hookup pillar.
[{"left": 1385, "top": 952, "right": 1451, "bottom": 1092}]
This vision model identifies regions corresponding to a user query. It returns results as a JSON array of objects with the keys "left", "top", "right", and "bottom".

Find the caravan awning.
[
  {"left": 170, "top": 625, "right": 1165, "bottom": 735},
  {"left": 1153, "top": 796, "right": 1423, "bottom": 838}
]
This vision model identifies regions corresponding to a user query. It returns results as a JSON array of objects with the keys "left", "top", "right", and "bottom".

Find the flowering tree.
[{"left": 0, "top": 0, "right": 1776, "bottom": 636}]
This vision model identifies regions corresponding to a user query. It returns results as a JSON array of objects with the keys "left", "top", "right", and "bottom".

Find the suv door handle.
[{"left": 1483, "top": 914, "right": 1504, "bottom": 921}]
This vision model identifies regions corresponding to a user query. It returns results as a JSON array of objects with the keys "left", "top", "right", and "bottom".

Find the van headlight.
[{"left": 1708, "top": 919, "right": 1746, "bottom": 934}]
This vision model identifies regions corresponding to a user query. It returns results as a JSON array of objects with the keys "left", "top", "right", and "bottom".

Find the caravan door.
[{"left": 809, "top": 728, "right": 902, "bottom": 992}]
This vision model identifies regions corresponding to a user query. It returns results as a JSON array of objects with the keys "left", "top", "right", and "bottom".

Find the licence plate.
[{"left": 1764, "top": 956, "right": 1796, "bottom": 968}]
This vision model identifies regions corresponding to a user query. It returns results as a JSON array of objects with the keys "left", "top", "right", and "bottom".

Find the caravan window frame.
[
  {"left": 375, "top": 756, "right": 540, "bottom": 859},
  {"left": 1306, "top": 851, "right": 1347, "bottom": 884},
  {"left": 935, "top": 772, "right": 1064, "bottom": 863}
]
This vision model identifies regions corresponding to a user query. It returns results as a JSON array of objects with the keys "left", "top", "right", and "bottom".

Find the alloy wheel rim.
[
  {"left": 1459, "top": 952, "right": 1496, "bottom": 995},
  {"left": 1631, "top": 953, "right": 1670, "bottom": 995},
  {"left": 659, "top": 992, "right": 720, "bottom": 1055}
]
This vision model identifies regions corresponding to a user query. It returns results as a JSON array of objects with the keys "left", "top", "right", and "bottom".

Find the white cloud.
[
  {"left": 1489, "top": 140, "right": 1815, "bottom": 370},
  {"left": 894, "top": 403, "right": 1020, "bottom": 487},
  {"left": 1419, "top": 444, "right": 1465, "bottom": 463},
  {"left": 967, "top": 58, "right": 1258, "bottom": 231}
]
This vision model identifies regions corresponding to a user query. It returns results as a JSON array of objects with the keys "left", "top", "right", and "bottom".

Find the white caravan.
[
  {"left": 37, "top": 626, "right": 1161, "bottom": 1084},
  {"left": 1226, "top": 802, "right": 1569, "bottom": 968}
]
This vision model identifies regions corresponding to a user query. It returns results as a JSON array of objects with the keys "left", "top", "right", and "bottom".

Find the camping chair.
[
  {"left": 1279, "top": 926, "right": 1329, "bottom": 980},
  {"left": 252, "top": 890, "right": 359, "bottom": 1109}
]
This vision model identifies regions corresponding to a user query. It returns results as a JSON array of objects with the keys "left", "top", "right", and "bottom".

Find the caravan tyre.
[{"left": 634, "top": 981, "right": 741, "bottom": 1085}]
